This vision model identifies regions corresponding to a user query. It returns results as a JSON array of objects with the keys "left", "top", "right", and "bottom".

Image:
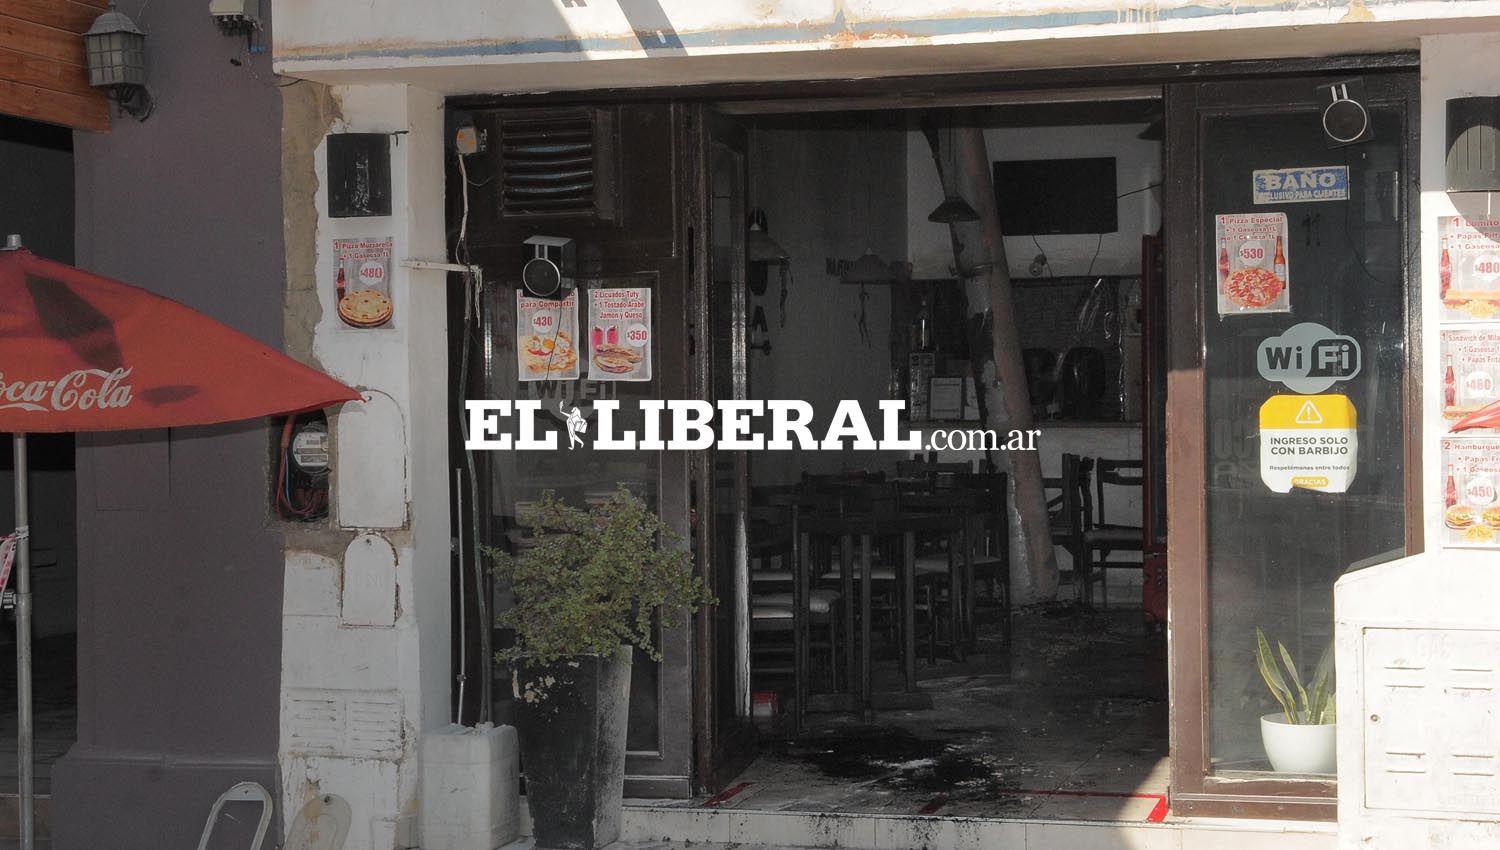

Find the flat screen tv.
[{"left": 993, "top": 157, "right": 1118, "bottom": 236}]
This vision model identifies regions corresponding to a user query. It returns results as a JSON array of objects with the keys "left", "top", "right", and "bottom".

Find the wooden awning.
[{"left": 1, "top": 0, "right": 109, "bottom": 131}]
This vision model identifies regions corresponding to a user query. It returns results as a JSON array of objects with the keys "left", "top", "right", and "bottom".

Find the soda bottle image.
[
  {"left": 1445, "top": 353, "right": 1457, "bottom": 409},
  {"left": 1273, "top": 235, "right": 1287, "bottom": 282},
  {"left": 1217, "top": 237, "right": 1230, "bottom": 287},
  {"left": 1440, "top": 238, "right": 1453, "bottom": 301},
  {"left": 336, "top": 265, "right": 347, "bottom": 300},
  {"left": 1447, "top": 472, "right": 1458, "bottom": 508}
]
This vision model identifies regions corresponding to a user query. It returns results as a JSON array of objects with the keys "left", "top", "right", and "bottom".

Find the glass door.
[{"left": 1164, "top": 72, "right": 1420, "bottom": 818}]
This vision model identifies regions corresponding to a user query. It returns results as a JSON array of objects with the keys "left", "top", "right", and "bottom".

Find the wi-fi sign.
[{"left": 1257, "top": 322, "right": 1362, "bottom": 394}]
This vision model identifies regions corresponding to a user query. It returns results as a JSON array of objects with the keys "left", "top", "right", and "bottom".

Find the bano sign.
[
  {"left": 1252, "top": 166, "right": 1350, "bottom": 204},
  {"left": 1257, "top": 322, "right": 1361, "bottom": 394}
]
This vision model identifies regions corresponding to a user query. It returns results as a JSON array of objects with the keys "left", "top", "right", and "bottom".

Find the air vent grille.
[{"left": 498, "top": 109, "right": 615, "bottom": 220}]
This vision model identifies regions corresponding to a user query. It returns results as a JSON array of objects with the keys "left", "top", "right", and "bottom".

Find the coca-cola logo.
[{"left": 0, "top": 368, "right": 134, "bottom": 412}]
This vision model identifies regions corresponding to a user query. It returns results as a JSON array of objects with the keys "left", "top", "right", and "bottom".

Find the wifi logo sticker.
[{"left": 1257, "top": 322, "right": 1362, "bottom": 394}]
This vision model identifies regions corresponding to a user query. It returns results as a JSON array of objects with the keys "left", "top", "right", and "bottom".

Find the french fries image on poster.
[
  {"left": 1441, "top": 437, "right": 1500, "bottom": 548},
  {"left": 588, "top": 288, "right": 652, "bottom": 382},
  {"left": 516, "top": 291, "right": 580, "bottom": 382},
  {"left": 1215, "top": 213, "right": 1290, "bottom": 316},
  {"left": 1438, "top": 216, "right": 1500, "bottom": 321},
  {"left": 1259, "top": 394, "right": 1357, "bottom": 493}
]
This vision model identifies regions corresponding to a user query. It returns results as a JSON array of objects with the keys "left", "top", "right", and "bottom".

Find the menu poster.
[
  {"left": 333, "top": 237, "right": 394, "bottom": 329},
  {"left": 1439, "top": 216, "right": 1500, "bottom": 321},
  {"left": 516, "top": 291, "right": 580, "bottom": 382},
  {"left": 1214, "top": 213, "right": 1291, "bottom": 316},
  {"left": 587, "top": 288, "right": 653, "bottom": 382},
  {"left": 1442, "top": 437, "right": 1500, "bottom": 548},
  {"left": 1440, "top": 328, "right": 1500, "bottom": 430}
]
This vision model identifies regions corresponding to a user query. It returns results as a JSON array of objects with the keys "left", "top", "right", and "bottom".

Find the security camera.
[{"left": 522, "top": 236, "right": 576, "bottom": 299}]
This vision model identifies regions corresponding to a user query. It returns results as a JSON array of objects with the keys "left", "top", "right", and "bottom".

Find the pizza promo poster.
[
  {"left": 516, "top": 291, "right": 581, "bottom": 382},
  {"left": 587, "top": 288, "right": 652, "bottom": 382},
  {"left": 333, "top": 237, "right": 394, "bottom": 329},
  {"left": 1439, "top": 216, "right": 1500, "bottom": 321},
  {"left": 1214, "top": 213, "right": 1291, "bottom": 316}
]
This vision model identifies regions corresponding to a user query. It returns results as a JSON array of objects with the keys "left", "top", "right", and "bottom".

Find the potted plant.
[
  {"left": 488, "top": 487, "right": 714, "bottom": 850},
  {"left": 1255, "top": 627, "right": 1336, "bottom": 775}
]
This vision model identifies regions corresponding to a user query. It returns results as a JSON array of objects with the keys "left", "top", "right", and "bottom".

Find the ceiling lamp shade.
[
  {"left": 747, "top": 208, "right": 789, "bottom": 263},
  {"left": 842, "top": 250, "right": 895, "bottom": 284},
  {"left": 1447, "top": 96, "right": 1500, "bottom": 192},
  {"left": 928, "top": 194, "right": 980, "bottom": 224}
]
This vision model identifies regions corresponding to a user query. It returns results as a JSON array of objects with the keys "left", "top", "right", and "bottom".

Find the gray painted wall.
[{"left": 50, "top": 3, "right": 287, "bottom": 847}]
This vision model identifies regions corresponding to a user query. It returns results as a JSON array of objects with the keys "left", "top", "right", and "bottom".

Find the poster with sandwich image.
[
  {"left": 516, "top": 290, "right": 580, "bottom": 382},
  {"left": 1440, "top": 328, "right": 1500, "bottom": 431},
  {"left": 1438, "top": 216, "right": 1500, "bottom": 321},
  {"left": 588, "top": 287, "right": 652, "bottom": 382},
  {"left": 1441, "top": 437, "right": 1500, "bottom": 548}
]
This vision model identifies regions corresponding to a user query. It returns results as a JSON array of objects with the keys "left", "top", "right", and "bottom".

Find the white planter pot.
[{"left": 1260, "top": 714, "right": 1336, "bottom": 775}]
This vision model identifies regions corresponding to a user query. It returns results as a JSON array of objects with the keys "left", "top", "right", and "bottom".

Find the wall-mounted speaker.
[{"left": 1447, "top": 96, "right": 1500, "bottom": 193}]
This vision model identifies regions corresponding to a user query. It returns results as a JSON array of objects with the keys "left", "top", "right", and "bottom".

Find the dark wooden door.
[
  {"left": 1163, "top": 71, "right": 1420, "bottom": 819},
  {"left": 461, "top": 102, "right": 697, "bottom": 797}
]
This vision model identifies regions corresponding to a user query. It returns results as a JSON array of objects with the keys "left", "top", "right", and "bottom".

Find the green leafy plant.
[
  {"left": 486, "top": 487, "right": 715, "bottom": 667},
  {"left": 1256, "top": 627, "right": 1335, "bottom": 725}
]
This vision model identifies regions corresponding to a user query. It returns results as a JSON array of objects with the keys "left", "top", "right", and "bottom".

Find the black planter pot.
[{"left": 513, "top": 646, "right": 632, "bottom": 850}]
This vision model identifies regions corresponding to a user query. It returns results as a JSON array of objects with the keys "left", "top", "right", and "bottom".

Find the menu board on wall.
[
  {"left": 1439, "top": 216, "right": 1500, "bottom": 321},
  {"left": 516, "top": 291, "right": 580, "bottom": 382},
  {"left": 1441, "top": 437, "right": 1500, "bottom": 548},
  {"left": 587, "top": 287, "right": 653, "bottom": 382},
  {"left": 1214, "top": 213, "right": 1291, "bottom": 316},
  {"left": 1441, "top": 328, "right": 1500, "bottom": 431}
]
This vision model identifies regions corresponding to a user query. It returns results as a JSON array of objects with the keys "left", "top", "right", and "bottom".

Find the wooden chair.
[
  {"left": 1044, "top": 454, "right": 1093, "bottom": 603},
  {"left": 1083, "top": 458, "right": 1145, "bottom": 611},
  {"left": 949, "top": 471, "right": 1011, "bottom": 647},
  {"left": 749, "top": 503, "right": 840, "bottom": 730}
]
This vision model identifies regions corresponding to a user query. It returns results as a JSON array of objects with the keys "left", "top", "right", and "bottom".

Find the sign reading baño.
[{"left": 1259, "top": 394, "right": 1358, "bottom": 493}]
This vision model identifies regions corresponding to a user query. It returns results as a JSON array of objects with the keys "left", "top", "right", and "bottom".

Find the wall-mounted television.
[{"left": 993, "top": 157, "right": 1118, "bottom": 236}]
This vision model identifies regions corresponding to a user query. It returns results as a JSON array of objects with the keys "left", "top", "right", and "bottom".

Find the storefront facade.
[{"left": 266, "top": 2, "right": 1500, "bottom": 848}]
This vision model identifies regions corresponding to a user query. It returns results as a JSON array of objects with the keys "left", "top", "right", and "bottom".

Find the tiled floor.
[
  {"left": 0, "top": 633, "right": 78, "bottom": 797},
  {"left": 647, "top": 594, "right": 1169, "bottom": 823}
]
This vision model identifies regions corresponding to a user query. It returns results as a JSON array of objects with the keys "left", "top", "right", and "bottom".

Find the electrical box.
[
  {"left": 327, "top": 133, "right": 392, "bottom": 219},
  {"left": 1336, "top": 552, "right": 1500, "bottom": 849},
  {"left": 209, "top": 0, "right": 261, "bottom": 34}
]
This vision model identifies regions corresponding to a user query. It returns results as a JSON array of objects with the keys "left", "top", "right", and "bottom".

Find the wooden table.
[{"left": 798, "top": 510, "right": 964, "bottom": 713}]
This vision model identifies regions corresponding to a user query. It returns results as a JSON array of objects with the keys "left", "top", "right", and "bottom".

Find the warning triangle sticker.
[{"left": 1295, "top": 400, "right": 1323, "bottom": 424}]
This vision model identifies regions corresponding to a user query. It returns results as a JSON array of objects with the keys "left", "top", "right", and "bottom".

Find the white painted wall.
[
  {"left": 906, "top": 124, "right": 1161, "bottom": 280},
  {"left": 279, "top": 84, "right": 450, "bottom": 850},
  {"left": 1334, "top": 29, "right": 1500, "bottom": 850}
]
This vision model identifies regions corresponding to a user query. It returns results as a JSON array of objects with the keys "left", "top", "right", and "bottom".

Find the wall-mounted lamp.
[
  {"left": 85, "top": 4, "right": 152, "bottom": 121},
  {"left": 1447, "top": 96, "right": 1500, "bottom": 193}
]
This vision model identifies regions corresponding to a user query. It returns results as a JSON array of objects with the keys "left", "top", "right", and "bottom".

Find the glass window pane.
[{"left": 1202, "top": 106, "right": 1407, "bottom": 775}]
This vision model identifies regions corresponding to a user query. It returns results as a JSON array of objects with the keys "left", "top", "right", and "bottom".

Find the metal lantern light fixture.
[{"left": 85, "top": 4, "right": 153, "bottom": 120}]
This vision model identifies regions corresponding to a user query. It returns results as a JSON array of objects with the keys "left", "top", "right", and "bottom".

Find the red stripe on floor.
[
  {"left": 917, "top": 795, "right": 947, "bottom": 815},
  {"left": 702, "top": 782, "right": 751, "bottom": 808},
  {"left": 1146, "top": 795, "right": 1170, "bottom": 822}
]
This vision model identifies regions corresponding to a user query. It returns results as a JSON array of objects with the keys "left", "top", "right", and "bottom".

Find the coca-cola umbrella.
[{"left": 0, "top": 237, "right": 360, "bottom": 849}]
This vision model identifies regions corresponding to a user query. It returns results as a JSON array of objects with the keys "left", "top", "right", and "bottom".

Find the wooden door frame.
[{"left": 1162, "top": 70, "right": 1422, "bottom": 821}]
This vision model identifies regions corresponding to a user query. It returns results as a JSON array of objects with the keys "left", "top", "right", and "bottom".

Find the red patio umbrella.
[{"left": 0, "top": 237, "right": 360, "bottom": 849}]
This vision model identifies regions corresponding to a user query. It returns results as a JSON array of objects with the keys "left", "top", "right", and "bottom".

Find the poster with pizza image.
[
  {"left": 1438, "top": 216, "right": 1500, "bottom": 321},
  {"left": 1441, "top": 437, "right": 1500, "bottom": 548},
  {"left": 1214, "top": 213, "right": 1291, "bottom": 316},
  {"left": 587, "top": 287, "right": 652, "bottom": 382},
  {"left": 516, "top": 291, "right": 580, "bottom": 382},
  {"left": 334, "top": 237, "right": 394, "bottom": 329}
]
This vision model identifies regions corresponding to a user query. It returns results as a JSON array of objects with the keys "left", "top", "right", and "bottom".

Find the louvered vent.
[{"left": 498, "top": 108, "right": 616, "bottom": 221}]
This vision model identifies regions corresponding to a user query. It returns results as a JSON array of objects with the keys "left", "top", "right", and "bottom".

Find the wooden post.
[{"left": 940, "top": 125, "right": 1060, "bottom": 602}]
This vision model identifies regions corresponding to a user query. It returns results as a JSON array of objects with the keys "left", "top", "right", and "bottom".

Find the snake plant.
[{"left": 1256, "top": 627, "right": 1335, "bottom": 725}]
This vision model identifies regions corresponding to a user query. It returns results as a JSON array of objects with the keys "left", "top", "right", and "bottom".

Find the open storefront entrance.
[{"left": 451, "top": 58, "right": 1419, "bottom": 828}]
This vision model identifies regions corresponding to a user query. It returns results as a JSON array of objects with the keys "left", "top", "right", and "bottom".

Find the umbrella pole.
[{"left": 13, "top": 433, "right": 33, "bottom": 850}]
